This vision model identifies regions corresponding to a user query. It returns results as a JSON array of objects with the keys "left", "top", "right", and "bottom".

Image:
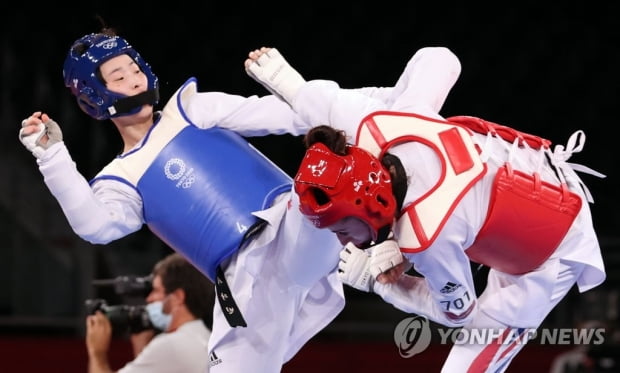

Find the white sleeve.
[
  {"left": 36, "top": 142, "right": 143, "bottom": 244},
  {"left": 346, "top": 47, "right": 461, "bottom": 115},
  {"left": 387, "top": 46, "right": 461, "bottom": 117},
  {"left": 185, "top": 91, "right": 313, "bottom": 137},
  {"left": 289, "top": 47, "right": 461, "bottom": 140},
  {"left": 346, "top": 86, "right": 394, "bottom": 102},
  {"left": 374, "top": 224, "right": 478, "bottom": 327},
  {"left": 293, "top": 79, "right": 389, "bottom": 140},
  {"left": 373, "top": 274, "right": 452, "bottom": 324},
  {"left": 373, "top": 272, "right": 477, "bottom": 328}
]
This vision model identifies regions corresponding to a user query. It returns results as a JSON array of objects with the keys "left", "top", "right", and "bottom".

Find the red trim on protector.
[
  {"left": 448, "top": 115, "right": 551, "bottom": 150},
  {"left": 355, "top": 111, "right": 487, "bottom": 254},
  {"left": 439, "top": 127, "right": 474, "bottom": 175},
  {"left": 365, "top": 117, "right": 387, "bottom": 149},
  {"left": 388, "top": 135, "right": 445, "bottom": 202},
  {"left": 376, "top": 111, "right": 474, "bottom": 129},
  {"left": 357, "top": 111, "right": 476, "bottom": 147},
  {"left": 406, "top": 208, "right": 428, "bottom": 251},
  {"left": 400, "top": 162, "right": 488, "bottom": 254},
  {"left": 384, "top": 134, "right": 445, "bottom": 253}
]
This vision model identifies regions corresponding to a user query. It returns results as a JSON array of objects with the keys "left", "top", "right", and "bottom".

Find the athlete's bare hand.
[{"left": 376, "top": 260, "right": 409, "bottom": 284}]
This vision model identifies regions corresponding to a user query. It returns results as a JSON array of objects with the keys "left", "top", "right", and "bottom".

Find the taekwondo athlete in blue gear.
[
  {"left": 93, "top": 78, "right": 292, "bottom": 284},
  {"left": 65, "top": 32, "right": 291, "bottom": 286},
  {"left": 93, "top": 78, "right": 294, "bottom": 327},
  {"left": 20, "top": 31, "right": 348, "bottom": 372}
]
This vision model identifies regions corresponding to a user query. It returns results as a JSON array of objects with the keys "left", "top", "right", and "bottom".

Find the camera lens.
[{"left": 84, "top": 300, "right": 153, "bottom": 334}]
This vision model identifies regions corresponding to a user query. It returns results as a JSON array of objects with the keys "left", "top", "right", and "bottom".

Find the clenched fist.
[{"left": 19, "top": 111, "right": 63, "bottom": 158}]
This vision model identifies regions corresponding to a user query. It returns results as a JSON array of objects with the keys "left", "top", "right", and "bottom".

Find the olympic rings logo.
[
  {"left": 164, "top": 158, "right": 186, "bottom": 180},
  {"left": 164, "top": 158, "right": 195, "bottom": 189}
]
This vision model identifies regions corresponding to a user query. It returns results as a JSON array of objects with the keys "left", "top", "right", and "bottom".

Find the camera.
[
  {"left": 85, "top": 298, "right": 153, "bottom": 334},
  {"left": 91, "top": 274, "right": 153, "bottom": 297},
  {"left": 85, "top": 274, "right": 154, "bottom": 335}
]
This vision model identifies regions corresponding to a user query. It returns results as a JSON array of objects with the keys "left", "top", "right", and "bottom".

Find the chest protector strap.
[{"left": 356, "top": 111, "right": 486, "bottom": 252}]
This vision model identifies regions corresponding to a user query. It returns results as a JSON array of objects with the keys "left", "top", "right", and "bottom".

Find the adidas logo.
[
  {"left": 209, "top": 351, "right": 222, "bottom": 367},
  {"left": 440, "top": 281, "right": 461, "bottom": 294}
]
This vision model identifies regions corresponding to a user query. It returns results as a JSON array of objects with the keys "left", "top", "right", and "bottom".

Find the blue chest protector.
[{"left": 138, "top": 125, "right": 292, "bottom": 281}]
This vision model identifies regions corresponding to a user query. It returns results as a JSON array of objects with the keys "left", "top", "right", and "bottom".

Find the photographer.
[{"left": 86, "top": 253, "right": 215, "bottom": 373}]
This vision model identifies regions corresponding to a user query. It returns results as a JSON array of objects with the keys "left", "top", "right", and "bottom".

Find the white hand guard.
[
  {"left": 338, "top": 240, "right": 405, "bottom": 292},
  {"left": 19, "top": 118, "right": 63, "bottom": 158},
  {"left": 338, "top": 242, "right": 374, "bottom": 292},
  {"left": 367, "top": 240, "right": 404, "bottom": 278},
  {"left": 245, "top": 48, "right": 306, "bottom": 105}
]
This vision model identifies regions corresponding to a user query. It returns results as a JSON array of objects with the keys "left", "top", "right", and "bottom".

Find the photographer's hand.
[
  {"left": 130, "top": 329, "right": 156, "bottom": 357},
  {"left": 86, "top": 311, "right": 113, "bottom": 373}
]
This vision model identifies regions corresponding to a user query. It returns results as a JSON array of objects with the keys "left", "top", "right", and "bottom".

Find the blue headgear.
[{"left": 62, "top": 33, "right": 159, "bottom": 120}]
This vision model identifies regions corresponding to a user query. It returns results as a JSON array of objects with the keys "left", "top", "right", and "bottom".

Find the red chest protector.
[
  {"left": 357, "top": 111, "right": 486, "bottom": 252},
  {"left": 357, "top": 112, "right": 582, "bottom": 275},
  {"left": 449, "top": 116, "right": 582, "bottom": 275}
]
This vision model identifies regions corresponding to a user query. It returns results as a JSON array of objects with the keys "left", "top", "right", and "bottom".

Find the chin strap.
[
  {"left": 375, "top": 225, "right": 392, "bottom": 245},
  {"left": 107, "top": 88, "right": 160, "bottom": 117}
]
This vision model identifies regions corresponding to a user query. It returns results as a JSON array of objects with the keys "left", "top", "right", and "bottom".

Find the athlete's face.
[
  {"left": 99, "top": 54, "right": 148, "bottom": 96},
  {"left": 328, "top": 216, "right": 374, "bottom": 247}
]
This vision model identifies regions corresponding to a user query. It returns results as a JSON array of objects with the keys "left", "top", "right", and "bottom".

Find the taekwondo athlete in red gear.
[{"left": 245, "top": 46, "right": 606, "bottom": 372}]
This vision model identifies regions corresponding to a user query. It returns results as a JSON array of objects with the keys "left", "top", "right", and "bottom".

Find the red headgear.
[{"left": 294, "top": 142, "right": 396, "bottom": 240}]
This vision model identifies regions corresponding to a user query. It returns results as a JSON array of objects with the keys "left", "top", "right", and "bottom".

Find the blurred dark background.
[{"left": 0, "top": 2, "right": 618, "bottom": 372}]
